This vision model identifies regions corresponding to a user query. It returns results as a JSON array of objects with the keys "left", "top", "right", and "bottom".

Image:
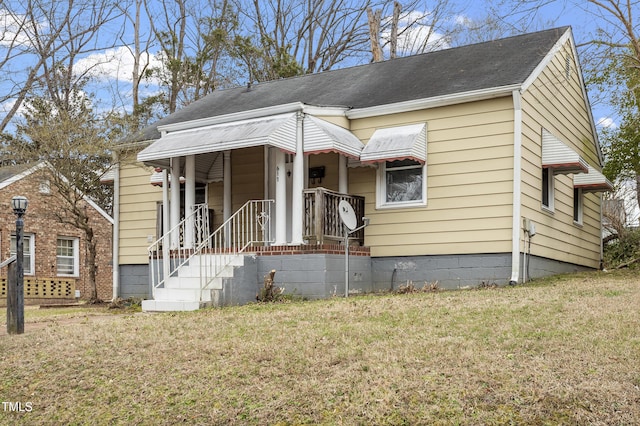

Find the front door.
[{"left": 267, "top": 148, "right": 294, "bottom": 244}]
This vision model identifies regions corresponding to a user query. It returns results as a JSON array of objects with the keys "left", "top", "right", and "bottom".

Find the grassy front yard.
[{"left": 1, "top": 270, "right": 639, "bottom": 424}]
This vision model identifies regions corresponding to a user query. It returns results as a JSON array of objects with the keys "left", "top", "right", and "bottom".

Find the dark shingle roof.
[
  {"left": 137, "top": 27, "right": 569, "bottom": 141},
  {"left": 0, "top": 163, "right": 33, "bottom": 184}
]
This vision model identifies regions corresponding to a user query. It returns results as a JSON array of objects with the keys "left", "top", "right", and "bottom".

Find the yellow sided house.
[{"left": 113, "top": 27, "right": 612, "bottom": 311}]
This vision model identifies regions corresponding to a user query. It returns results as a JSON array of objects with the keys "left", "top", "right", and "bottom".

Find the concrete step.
[
  {"left": 154, "top": 287, "right": 209, "bottom": 302},
  {"left": 163, "top": 276, "right": 201, "bottom": 289},
  {"left": 176, "top": 264, "right": 235, "bottom": 279},
  {"left": 142, "top": 299, "right": 202, "bottom": 312}
]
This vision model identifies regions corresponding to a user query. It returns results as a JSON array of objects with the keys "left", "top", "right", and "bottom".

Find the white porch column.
[
  {"left": 184, "top": 154, "right": 196, "bottom": 248},
  {"left": 274, "top": 149, "right": 287, "bottom": 245},
  {"left": 223, "top": 151, "right": 232, "bottom": 248},
  {"left": 339, "top": 155, "right": 348, "bottom": 194},
  {"left": 162, "top": 169, "right": 170, "bottom": 237},
  {"left": 170, "top": 157, "right": 181, "bottom": 249},
  {"left": 223, "top": 151, "right": 232, "bottom": 221},
  {"left": 290, "top": 113, "right": 305, "bottom": 245},
  {"left": 161, "top": 169, "right": 170, "bottom": 282}
]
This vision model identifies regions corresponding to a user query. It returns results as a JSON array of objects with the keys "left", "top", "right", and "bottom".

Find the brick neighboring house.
[{"left": 0, "top": 162, "right": 113, "bottom": 305}]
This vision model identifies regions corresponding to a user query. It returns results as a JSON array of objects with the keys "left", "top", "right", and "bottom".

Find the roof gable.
[
  {"left": 137, "top": 27, "right": 570, "bottom": 142},
  {"left": 0, "top": 162, "right": 113, "bottom": 224}
]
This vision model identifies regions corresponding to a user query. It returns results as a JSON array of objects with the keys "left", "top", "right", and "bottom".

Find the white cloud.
[
  {"left": 0, "top": 8, "right": 47, "bottom": 48},
  {"left": 381, "top": 10, "right": 450, "bottom": 56},
  {"left": 74, "top": 46, "right": 163, "bottom": 83},
  {"left": 596, "top": 117, "right": 617, "bottom": 129}
]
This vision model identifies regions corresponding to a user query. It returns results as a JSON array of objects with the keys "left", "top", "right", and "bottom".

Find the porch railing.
[
  {"left": 303, "top": 187, "right": 365, "bottom": 245},
  {"left": 197, "top": 199, "right": 274, "bottom": 292},
  {"left": 148, "top": 200, "right": 274, "bottom": 296},
  {"left": 148, "top": 203, "right": 210, "bottom": 290}
]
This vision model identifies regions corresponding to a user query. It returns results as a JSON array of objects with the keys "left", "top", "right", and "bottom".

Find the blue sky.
[{"left": 0, "top": 0, "right": 627, "bottom": 130}]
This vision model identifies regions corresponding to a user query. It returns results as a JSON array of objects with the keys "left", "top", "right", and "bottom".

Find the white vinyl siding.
[{"left": 520, "top": 40, "right": 602, "bottom": 268}]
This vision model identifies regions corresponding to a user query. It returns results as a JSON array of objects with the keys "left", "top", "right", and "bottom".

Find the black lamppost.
[{"left": 8, "top": 195, "right": 28, "bottom": 335}]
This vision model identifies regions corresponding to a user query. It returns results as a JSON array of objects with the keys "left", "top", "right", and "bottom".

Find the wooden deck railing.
[{"left": 304, "top": 187, "right": 365, "bottom": 245}]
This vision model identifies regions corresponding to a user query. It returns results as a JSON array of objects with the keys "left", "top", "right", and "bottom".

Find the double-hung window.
[
  {"left": 10, "top": 233, "right": 35, "bottom": 275},
  {"left": 573, "top": 187, "right": 583, "bottom": 224},
  {"left": 542, "top": 167, "right": 554, "bottom": 211},
  {"left": 57, "top": 237, "right": 79, "bottom": 276},
  {"left": 379, "top": 159, "right": 426, "bottom": 207}
]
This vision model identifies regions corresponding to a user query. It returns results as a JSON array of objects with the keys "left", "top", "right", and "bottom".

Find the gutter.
[
  {"left": 158, "top": 102, "right": 350, "bottom": 134},
  {"left": 111, "top": 151, "right": 120, "bottom": 300},
  {"left": 510, "top": 90, "right": 523, "bottom": 284}
]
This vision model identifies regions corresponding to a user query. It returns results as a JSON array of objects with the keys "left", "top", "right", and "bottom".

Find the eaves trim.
[{"left": 346, "top": 84, "right": 521, "bottom": 119}]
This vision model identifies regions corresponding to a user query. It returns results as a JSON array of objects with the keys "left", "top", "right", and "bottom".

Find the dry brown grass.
[{"left": 1, "top": 270, "right": 639, "bottom": 425}]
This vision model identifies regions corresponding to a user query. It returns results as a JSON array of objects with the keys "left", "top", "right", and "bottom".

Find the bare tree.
[
  {"left": 366, "top": 0, "right": 470, "bottom": 62},
  {"left": 143, "top": 0, "right": 242, "bottom": 113},
  {"left": 11, "top": 82, "right": 112, "bottom": 302},
  {"left": 237, "top": 0, "right": 379, "bottom": 74},
  {"left": 0, "top": 0, "right": 121, "bottom": 134},
  {"left": 367, "top": 7, "right": 384, "bottom": 61}
]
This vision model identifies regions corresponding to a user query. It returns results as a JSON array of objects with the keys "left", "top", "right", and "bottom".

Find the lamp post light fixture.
[
  {"left": 8, "top": 195, "right": 28, "bottom": 335},
  {"left": 12, "top": 195, "right": 28, "bottom": 215}
]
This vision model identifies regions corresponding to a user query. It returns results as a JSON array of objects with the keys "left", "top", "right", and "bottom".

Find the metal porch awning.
[
  {"left": 542, "top": 129, "right": 588, "bottom": 174},
  {"left": 360, "top": 123, "right": 427, "bottom": 164},
  {"left": 137, "top": 113, "right": 299, "bottom": 169},
  {"left": 303, "top": 116, "right": 364, "bottom": 158},
  {"left": 574, "top": 164, "right": 613, "bottom": 192},
  {"left": 137, "top": 113, "right": 365, "bottom": 171}
]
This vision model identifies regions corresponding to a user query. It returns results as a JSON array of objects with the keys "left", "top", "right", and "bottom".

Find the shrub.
[{"left": 603, "top": 228, "right": 640, "bottom": 269}]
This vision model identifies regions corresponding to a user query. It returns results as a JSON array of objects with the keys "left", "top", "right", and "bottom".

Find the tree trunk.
[
  {"left": 86, "top": 230, "right": 101, "bottom": 303},
  {"left": 390, "top": 1, "right": 401, "bottom": 59},
  {"left": 636, "top": 173, "right": 640, "bottom": 216},
  {"left": 367, "top": 7, "right": 383, "bottom": 62}
]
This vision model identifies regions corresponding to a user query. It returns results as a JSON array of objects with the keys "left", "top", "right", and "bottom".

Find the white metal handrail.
[
  {"left": 0, "top": 255, "right": 16, "bottom": 268},
  {"left": 148, "top": 204, "right": 210, "bottom": 290},
  {"left": 198, "top": 200, "right": 274, "bottom": 293},
  {"left": 147, "top": 200, "right": 274, "bottom": 298}
]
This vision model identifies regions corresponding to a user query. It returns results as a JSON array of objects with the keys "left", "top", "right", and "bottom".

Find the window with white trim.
[
  {"left": 542, "top": 167, "right": 554, "bottom": 211},
  {"left": 10, "top": 233, "right": 35, "bottom": 275},
  {"left": 377, "top": 159, "right": 426, "bottom": 208},
  {"left": 573, "top": 187, "right": 583, "bottom": 224},
  {"left": 56, "top": 237, "right": 79, "bottom": 276}
]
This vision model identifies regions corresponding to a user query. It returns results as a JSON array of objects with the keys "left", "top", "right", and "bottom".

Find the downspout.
[
  {"left": 599, "top": 193, "right": 604, "bottom": 269},
  {"left": 111, "top": 151, "right": 120, "bottom": 301},
  {"left": 510, "top": 90, "right": 523, "bottom": 285}
]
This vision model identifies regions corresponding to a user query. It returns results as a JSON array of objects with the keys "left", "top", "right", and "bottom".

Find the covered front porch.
[{"left": 137, "top": 106, "right": 373, "bottom": 310}]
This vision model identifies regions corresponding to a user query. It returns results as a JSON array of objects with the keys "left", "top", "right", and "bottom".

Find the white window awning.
[
  {"left": 303, "top": 116, "right": 364, "bottom": 158},
  {"left": 542, "top": 129, "right": 588, "bottom": 174},
  {"left": 360, "top": 123, "right": 426, "bottom": 164},
  {"left": 137, "top": 113, "right": 299, "bottom": 167},
  {"left": 574, "top": 164, "right": 613, "bottom": 192}
]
